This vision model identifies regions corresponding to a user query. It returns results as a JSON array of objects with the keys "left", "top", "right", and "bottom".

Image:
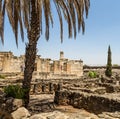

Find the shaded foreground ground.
[
  {"left": 29, "top": 94, "right": 99, "bottom": 119},
  {"left": 29, "top": 94, "right": 118, "bottom": 119},
  {"left": 1, "top": 69, "right": 120, "bottom": 118}
]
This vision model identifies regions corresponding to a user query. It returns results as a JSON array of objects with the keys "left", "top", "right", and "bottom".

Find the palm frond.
[
  {"left": 21, "top": 0, "right": 29, "bottom": 29},
  {"left": 68, "top": 0, "right": 77, "bottom": 38},
  {"left": 43, "top": 0, "right": 54, "bottom": 41},
  {"left": 53, "top": 0, "right": 63, "bottom": 42},
  {"left": 0, "top": 0, "right": 90, "bottom": 45},
  {"left": 37, "top": 0, "right": 42, "bottom": 34}
]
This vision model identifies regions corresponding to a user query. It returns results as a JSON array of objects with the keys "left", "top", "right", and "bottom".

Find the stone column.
[
  {"left": 57, "top": 83, "right": 62, "bottom": 91},
  {"left": 49, "top": 82, "right": 53, "bottom": 92},
  {"left": 33, "top": 84, "right": 37, "bottom": 94},
  {"left": 42, "top": 83, "right": 46, "bottom": 92}
]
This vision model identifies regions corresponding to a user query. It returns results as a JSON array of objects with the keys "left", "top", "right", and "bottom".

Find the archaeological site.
[
  {"left": 0, "top": 51, "right": 120, "bottom": 119},
  {"left": 0, "top": 51, "right": 83, "bottom": 79}
]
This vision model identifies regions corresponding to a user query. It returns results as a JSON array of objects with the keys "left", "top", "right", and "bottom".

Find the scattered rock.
[
  {"left": 1, "top": 97, "right": 24, "bottom": 113},
  {"left": 12, "top": 99, "right": 24, "bottom": 110},
  {"left": 11, "top": 107, "right": 31, "bottom": 119},
  {"left": 5, "top": 97, "right": 14, "bottom": 112}
]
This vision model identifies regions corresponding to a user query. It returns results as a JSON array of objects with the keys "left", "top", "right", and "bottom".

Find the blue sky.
[{"left": 0, "top": 0, "right": 120, "bottom": 65}]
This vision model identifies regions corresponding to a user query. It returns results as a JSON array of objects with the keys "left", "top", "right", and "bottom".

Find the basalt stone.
[
  {"left": 5, "top": 97, "right": 14, "bottom": 112},
  {"left": 54, "top": 90, "right": 120, "bottom": 114},
  {"left": 0, "top": 110, "right": 13, "bottom": 119}
]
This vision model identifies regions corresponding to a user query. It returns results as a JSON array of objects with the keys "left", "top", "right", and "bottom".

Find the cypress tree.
[{"left": 105, "top": 45, "right": 112, "bottom": 77}]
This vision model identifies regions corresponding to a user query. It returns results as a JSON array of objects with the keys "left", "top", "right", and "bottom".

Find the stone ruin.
[
  {"left": 53, "top": 73, "right": 120, "bottom": 117},
  {"left": 1, "top": 73, "right": 120, "bottom": 118},
  {"left": 0, "top": 51, "right": 83, "bottom": 79}
]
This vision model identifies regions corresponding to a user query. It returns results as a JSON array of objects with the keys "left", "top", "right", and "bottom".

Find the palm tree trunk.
[
  {"left": 22, "top": 0, "right": 40, "bottom": 108},
  {"left": 22, "top": 42, "right": 37, "bottom": 107}
]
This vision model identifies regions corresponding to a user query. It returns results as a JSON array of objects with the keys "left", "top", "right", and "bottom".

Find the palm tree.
[{"left": 0, "top": 0, "right": 90, "bottom": 107}]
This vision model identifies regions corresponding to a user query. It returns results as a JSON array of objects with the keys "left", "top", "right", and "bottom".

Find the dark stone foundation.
[{"left": 54, "top": 90, "right": 120, "bottom": 114}]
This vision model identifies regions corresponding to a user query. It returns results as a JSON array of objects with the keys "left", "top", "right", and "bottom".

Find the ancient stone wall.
[
  {"left": 54, "top": 90, "right": 120, "bottom": 113},
  {"left": 0, "top": 51, "right": 83, "bottom": 78},
  {"left": 30, "top": 82, "right": 61, "bottom": 94}
]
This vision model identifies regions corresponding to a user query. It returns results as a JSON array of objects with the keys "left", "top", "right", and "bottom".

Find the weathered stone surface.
[
  {"left": 54, "top": 90, "right": 120, "bottom": 114},
  {"left": 98, "top": 111, "right": 120, "bottom": 119},
  {"left": 0, "top": 109, "right": 13, "bottom": 119},
  {"left": 54, "top": 90, "right": 70, "bottom": 105},
  {"left": 0, "top": 97, "right": 24, "bottom": 113},
  {"left": 5, "top": 97, "right": 14, "bottom": 112},
  {"left": 1, "top": 67, "right": 120, "bottom": 119},
  {"left": 30, "top": 109, "right": 99, "bottom": 119},
  {"left": 0, "top": 51, "right": 83, "bottom": 78},
  {"left": 12, "top": 99, "right": 24, "bottom": 110},
  {"left": 0, "top": 91, "right": 6, "bottom": 104},
  {"left": 11, "top": 107, "right": 30, "bottom": 119},
  {"left": 30, "top": 115, "right": 43, "bottom": 119},
  {"left": 30, "top": 111, "right": 69, "bottom": 119}
]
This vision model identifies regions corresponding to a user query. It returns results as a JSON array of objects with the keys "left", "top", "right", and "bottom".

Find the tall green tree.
[
  {"left": 105, "top": 45, "right": 112, "bottom": 77},
  {"left": 0, "top": 0, "right": 90, "bottom": 107}
]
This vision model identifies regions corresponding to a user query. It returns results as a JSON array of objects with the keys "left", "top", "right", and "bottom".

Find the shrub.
[
  {"left": 4, "top": 85, "right": 25, "bottom": 99},
  {"left": 88, "top": 71, "right": 98, "bottom": 78},
  {"left": 113, "top": 64, "right": 119, "bottom": 67},
  {"left": 0, "top": 75, "right": 6, "bottom": 79}
]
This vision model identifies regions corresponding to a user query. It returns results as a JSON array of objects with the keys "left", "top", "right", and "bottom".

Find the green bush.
[
  {"left": 0, "top": 75, "right": 6, "bottom": 79},
  {"left": 4, "top": 85, "right": 25, "bottom": 99},
  {"left": 113, "top": 64, "right": 119, "bottom": 67},
  {"left": 88, "top": 71, "right": 98, "bottom": 78}
]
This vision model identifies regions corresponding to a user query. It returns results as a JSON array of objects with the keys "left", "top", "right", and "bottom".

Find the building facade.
[{"left": 0, "top": 51, "right": 83, "bottom": 78}]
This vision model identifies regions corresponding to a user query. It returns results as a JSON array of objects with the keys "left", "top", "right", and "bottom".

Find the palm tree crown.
[{"left": 0, "top": 0, "right": 90, "bottom": 45}]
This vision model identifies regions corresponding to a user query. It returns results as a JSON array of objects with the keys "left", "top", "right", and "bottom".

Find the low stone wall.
[
  {"left": 54, "top": 90, "right": 120, "bottom": 114},
  {"left": 30, "top": 82, "right": 62, "bottom": 94},
  {"left": 98, "top": 83, "right": 120, "bottom": 93}
]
